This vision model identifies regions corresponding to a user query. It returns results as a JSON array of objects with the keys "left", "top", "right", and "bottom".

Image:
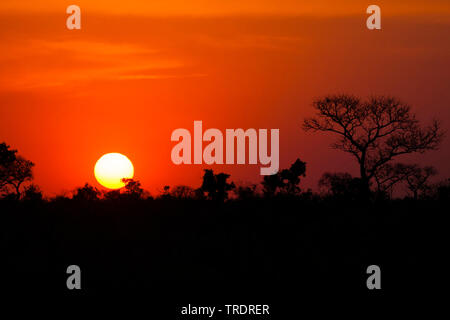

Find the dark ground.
[{"left": 1, "top": 197, "right": 446, "bottom": 313}]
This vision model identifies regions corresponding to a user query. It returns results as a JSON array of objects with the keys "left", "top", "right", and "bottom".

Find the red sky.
[{"left": 1, "top": 1, "right": 449, "bottom": 196}]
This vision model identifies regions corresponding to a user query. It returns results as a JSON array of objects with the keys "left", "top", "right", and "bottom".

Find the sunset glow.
[{"left": 0, "top": 0, "right": 449, "bottom": 195}]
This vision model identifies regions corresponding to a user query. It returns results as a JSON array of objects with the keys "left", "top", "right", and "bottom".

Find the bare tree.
[
  {"left": 372, "top": 163, "right": 417, "bottom": 196},
  {"left": 303, "top": 95, "right": 444, "bottom": 197},
  {"left": 405, "top": 166, "right": 437, "bottom": 200}
]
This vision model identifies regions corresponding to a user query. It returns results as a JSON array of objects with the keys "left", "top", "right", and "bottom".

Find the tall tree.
[{"left": 303, "top": 95, "right": 443, "bottom": 196}]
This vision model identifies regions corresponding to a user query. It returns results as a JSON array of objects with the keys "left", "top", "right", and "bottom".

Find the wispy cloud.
[
  {"left": 118, "top": 73, "right": 207, "bottom": 80},
  {"left": 0, "top": 39, "right": 191, "bottom": 89}
]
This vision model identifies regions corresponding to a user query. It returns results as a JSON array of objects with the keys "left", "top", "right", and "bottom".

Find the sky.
[{"left": 0, "top": 1, "right": 449, "bottom": 196}]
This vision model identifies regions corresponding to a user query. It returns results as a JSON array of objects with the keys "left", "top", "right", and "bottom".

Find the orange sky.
[{"left": 1, "top": 1, "right": 449, "bottom": 196}]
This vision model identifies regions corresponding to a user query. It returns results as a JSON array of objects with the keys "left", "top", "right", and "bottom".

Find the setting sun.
[{"left": 94, "top": 153, "right": 134, "bottom": 189}]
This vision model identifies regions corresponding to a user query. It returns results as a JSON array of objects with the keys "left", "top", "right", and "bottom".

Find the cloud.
[
  {"left": 117, "top": 74, "right": 207, "bottom": 80},
  {"left": 0, "top": 39, "right": 188, "bottom": 89}
]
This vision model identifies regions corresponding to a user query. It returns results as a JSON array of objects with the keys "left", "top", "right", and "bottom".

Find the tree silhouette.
[
  {"left": 405, "top": 165, "right": 437, "bottom": 200},
  {"left": 122, "top": 178, "right": 144, "bottom": 200},
  {"left": 318, "top": 172, "right": 362, "bottom": 199},
  {"left": 261, "top": 174, "right": 282, "bottom": 197},
  {"left": 22, "top": 184, "right": 43, "bottom": 202},
  {"left": 201, "top": 169, "right": 235, "bottom": 201},
  {"left": 103, "top": 189, "right": 121, "bottom": 201},
  {"left": 215, "top": 173, "right": 235, "bottom": 202},
  {"left": 371, "top": 163, "right": 437, "bottom": 200},
  {"left": 0, "top": 142, "right": 34, "bottom": 199},
  {"left": 0, "top": 142, "right": 16, "bottom": 165},
  {"left": 372, "top": 163, "right": 417, "bottom": 196},
  {"left": 433, "top": 178, "right": 450, "bottom": 201},
  {"left": 170, "top": 185, "right": 196, "bottom": 199},
  {"left": 280, "top": 158, "right": 306, "bottom": 194},
  {"left": 235, "top": 184, "right": 257, "bottom": 200},
  {"left": 201, "top": 169, "right": 216, "bottom": 198},
  {"left": 159, "top": 185, "right": 172, "bottom": 199},
  {"left": 303, "top": 95, "right": 443, "bottom": 197},
  {"left": 73, "top": 183, "right": 100, "bottom": 201},
  {"left": 262, "top": 158, "right": 306, "bottom": 197}
]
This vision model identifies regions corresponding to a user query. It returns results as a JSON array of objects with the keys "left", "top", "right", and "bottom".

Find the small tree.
[
  {"left": 405, "top": 166, "right": 437, "bottom": 200},
  {"left": 215, "top": 173, "right": 235, "bottom": 202},
  {"left": 170, "top": 185, "right": 196, "bottom": 200},
  {"left": 433, "top": 178, "right": 450, "bottom": 201},
  {"left": 373, "top": 163, "right": 417, "bottom": 196},
  {"left": 261, "top": 174, "right": 282, "bottom": 197},
  {"left": 319, "top": 172, "right": 362, "bottom": 198},
  {"left": 262, "top": 158, "right": 306, "bottom": 197},
  {"left": 22, "top": 184, "right": 43, "bottom": 202},
  {"left": 235, "top": 184, "right": 257, "bottom": 200},
  {"left": 0, "top": 143, "right": 34, "bottom": 199},
  {"left": 160, "top": 185, "right": 171, "bottom": 199},
  {"left": 122, "top": 178, "right": 144, "bottom": 200},
  {"left": 372, "top": 163, "right": 437, "bottom": 199},
  {"left": 73, "top": 183, "right": 100, "bottom": 201},
  {"left": 201, "top": 169, "right": 235, "bottom": 202},
  {"left": 303, "top": 95, "right": 443, "bottom": 197},
  {"left": 280, "top": 158, "right": 306, "bottom": 194}
]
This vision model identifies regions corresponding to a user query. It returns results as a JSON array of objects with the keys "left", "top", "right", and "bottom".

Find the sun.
[{"left": 94, "top": 153, "right": 134, "bottom": 189}]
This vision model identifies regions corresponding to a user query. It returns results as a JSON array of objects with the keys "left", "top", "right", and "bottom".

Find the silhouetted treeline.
[{"left": 1, "top": 189, "right": 447, "bottom": 299}]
